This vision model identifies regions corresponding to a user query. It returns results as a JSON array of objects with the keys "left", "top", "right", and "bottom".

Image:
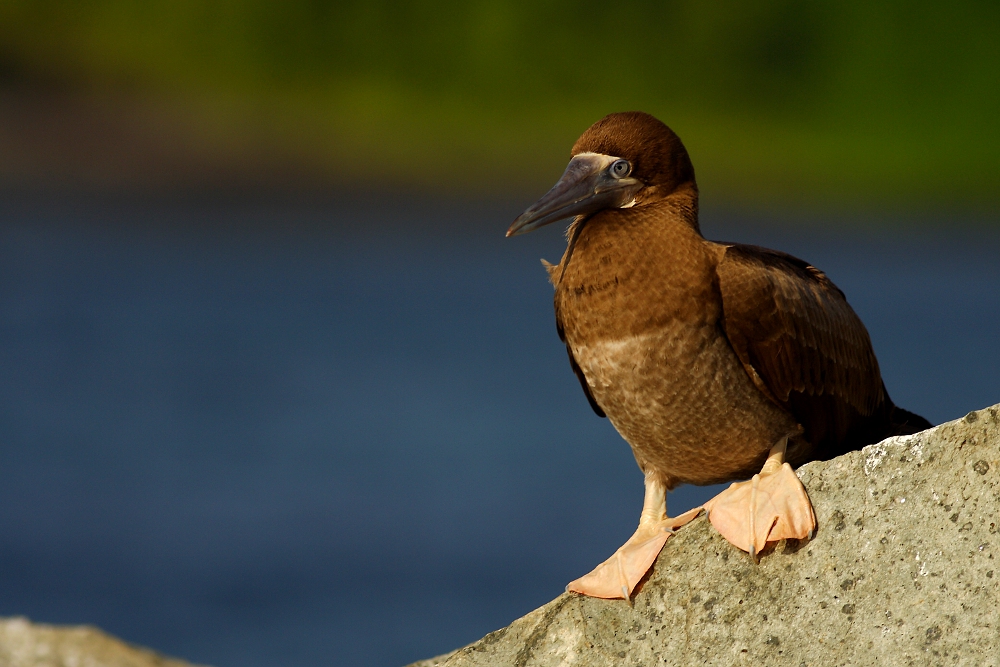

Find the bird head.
[{"left": 506, "top": 112, "right": 696, "bottom": 237}]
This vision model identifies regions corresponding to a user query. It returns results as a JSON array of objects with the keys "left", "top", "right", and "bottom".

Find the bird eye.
[{"left": 610, "top": 159, "right": 631, "bottom": 179}]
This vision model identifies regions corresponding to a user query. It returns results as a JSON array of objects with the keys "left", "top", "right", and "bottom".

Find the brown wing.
[
  {"left": 555, "top": 308, "right": 606, "bottom": 418},
  {"left": 716, "top": 243, "right": 892, "bottom": 458},
  {"left": 545, "top": 250, "right": 607, "bottom": 419}
]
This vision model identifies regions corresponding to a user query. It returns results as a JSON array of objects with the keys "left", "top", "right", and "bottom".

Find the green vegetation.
[{"left": 1, "top": 1, "right": 997, "bottom": 208}]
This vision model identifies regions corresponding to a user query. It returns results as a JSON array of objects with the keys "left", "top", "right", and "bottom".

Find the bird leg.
[
  {"left": 703, "top": 436, "right": 816, "bottom": 558},
  {"left": 567, "top": 472, "right": 701, "bottom": 600}
]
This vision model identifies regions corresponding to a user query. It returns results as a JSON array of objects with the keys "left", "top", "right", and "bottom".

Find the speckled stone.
[
  {"left": 411, "top": 404, "right": 1000, "bottom": 667},
  {"left": 0, "top": 617, "right": 204, "bottom": 667}
]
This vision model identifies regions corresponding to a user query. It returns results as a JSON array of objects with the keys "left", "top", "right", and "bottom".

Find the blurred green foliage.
[{"left": 1, "top": 0, "right": 997, "bottom": 208}]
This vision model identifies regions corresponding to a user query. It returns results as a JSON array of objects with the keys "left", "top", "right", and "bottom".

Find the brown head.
[{"left": 507, "top": 112, "right": 697, "bottom": 237}]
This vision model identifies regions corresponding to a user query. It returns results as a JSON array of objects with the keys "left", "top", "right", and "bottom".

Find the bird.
[{"left": 506, "top": 111, "right": 931, "bottom": 601}]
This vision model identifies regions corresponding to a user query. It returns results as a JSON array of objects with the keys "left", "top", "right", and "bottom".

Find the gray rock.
[
  {"left": 0, "top": 617, "right": 205, "bottom": 667},
  {"left": 412, "top": 404, "right": 1000, "bottom": 666}
]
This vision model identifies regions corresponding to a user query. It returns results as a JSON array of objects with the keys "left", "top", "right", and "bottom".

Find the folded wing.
[{"left": 716, "top": 244, "right": 892, "bottom": 458}]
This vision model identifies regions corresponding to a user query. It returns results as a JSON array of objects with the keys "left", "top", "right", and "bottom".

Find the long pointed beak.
[{"left": 506, "top": 153, "right": 641, "bottom": 237}]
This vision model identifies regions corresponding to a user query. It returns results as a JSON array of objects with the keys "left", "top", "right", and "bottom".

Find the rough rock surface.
[
  {"left": 0, "top": 617, "right": 203, "bottom": 667},
  {"left": 410, "top": 404, "right": 1000, "bottom": 666}
]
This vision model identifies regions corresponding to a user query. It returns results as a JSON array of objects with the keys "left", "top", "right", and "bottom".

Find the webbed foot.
[
  {"left": 567, "top": 507, "right": 701, "bottom": 599},
  {"left": 703, "top": 438, "right": 815, "bottom": 557},
  {"left": 567, "top": 471, "right": 701, "bottom": 600}
]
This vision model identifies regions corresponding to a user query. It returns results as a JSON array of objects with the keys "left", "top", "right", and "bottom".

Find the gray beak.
[{"left": 506, "top": 153, "right": 642, "bottom": 237}]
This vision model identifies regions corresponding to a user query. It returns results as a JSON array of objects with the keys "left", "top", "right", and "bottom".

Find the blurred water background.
[
  {"left": 2, "top": 199, "right": 997, "bottom": 667},
  {"left": 0, "top": 2, "right": 998, "bottom": 667}
]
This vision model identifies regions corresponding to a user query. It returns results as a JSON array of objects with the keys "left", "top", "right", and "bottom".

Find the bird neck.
[{"left": 639, "top": 181, "right": 700, "bottom": 232}]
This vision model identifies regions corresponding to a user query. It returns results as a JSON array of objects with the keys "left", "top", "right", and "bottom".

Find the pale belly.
[{"left": 570, "top": 325, "right": 800, "bottom": 487}]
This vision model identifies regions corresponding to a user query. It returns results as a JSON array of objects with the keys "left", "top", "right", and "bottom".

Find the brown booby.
[{"left": 507, "top": 112, "right": 930, "bottom": 601}]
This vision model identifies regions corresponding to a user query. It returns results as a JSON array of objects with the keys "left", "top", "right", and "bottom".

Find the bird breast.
[
  {"left": 570, "top": 323, "right": 794, "bottom": 486},
  {"left": 555, "top": 213, "right": 798, "bottom": 486}
]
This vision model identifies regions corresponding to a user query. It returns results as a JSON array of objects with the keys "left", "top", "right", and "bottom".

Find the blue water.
[{"left": 0, "top": 198, "right": 997, "bottom": 667}]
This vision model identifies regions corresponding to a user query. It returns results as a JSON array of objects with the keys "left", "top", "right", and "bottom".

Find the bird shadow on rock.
[{"left": 777, "top": 537, "right": 809, "bottom": 556}]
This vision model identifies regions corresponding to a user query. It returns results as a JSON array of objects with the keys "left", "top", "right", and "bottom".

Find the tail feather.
[{"left": 890, "top": 406, "right": 933, "bottom": 436}]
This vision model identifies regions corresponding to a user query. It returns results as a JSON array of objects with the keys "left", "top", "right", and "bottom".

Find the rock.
[
  {"left": 0, "top": 617, "right": 205, "bottom": 667},
  {"left": 411, "top": 404, "right": 1000, "bottom": 666}
]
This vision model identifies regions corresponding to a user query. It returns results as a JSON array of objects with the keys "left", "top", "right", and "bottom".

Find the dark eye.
[{"left": 610, "top": 159, "right": 631, "bottom": 179}]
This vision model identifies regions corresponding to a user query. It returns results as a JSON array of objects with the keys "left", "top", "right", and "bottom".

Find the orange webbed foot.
[
  {"left": 704, "top": 460, "right": 815, "bottom": 558},
  {"left": 567, "top": 506, "right": 701, "bottom": 600}
]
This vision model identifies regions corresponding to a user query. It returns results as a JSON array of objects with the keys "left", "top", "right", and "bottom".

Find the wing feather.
[
  {"left": 716, "top": 244, "right": 888, "bottom": 455},
  {"left": 555, "top": 301, "right": 606, "bottom": 418}
]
